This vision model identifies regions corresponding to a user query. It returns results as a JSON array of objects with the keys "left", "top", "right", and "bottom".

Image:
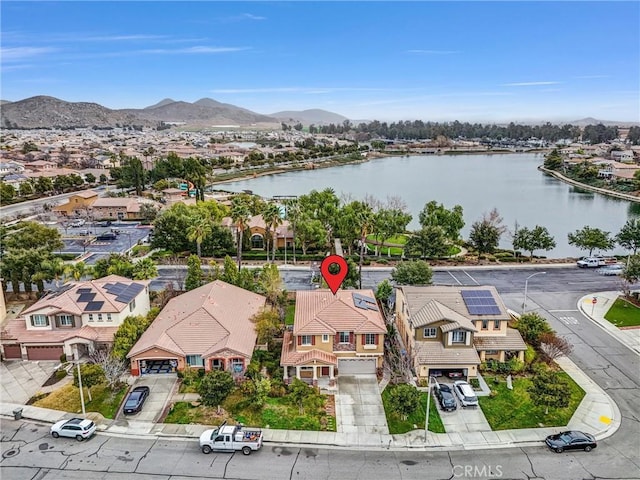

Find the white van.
[{"left": 453, "top": 380, "right": 479, "bottom": 407}]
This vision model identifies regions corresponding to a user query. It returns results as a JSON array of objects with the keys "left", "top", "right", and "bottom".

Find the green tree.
[
  {"left": 288, "top": 378, "right": 314, "bottom": 414},
  {"left": 2, "top": 222, "right": 63, "bottom": 252},
  {"left": 187, "top": 214, "right": 212, "bottom": 258},
  {"left": 99, "top": 173, "right": 108, "bottom": 184},
  {"left": 616, "top": 219, "right": 640, "bottom": 255},
  {"left": 337, "top": 200, "right": 373, "bottom": 256},
  {"left": 92, "top": 254, "right": 134, "bottom": 279},
  {"left": 185, "top": 254, "right": 204, "bottom": 291},
  {"left": 84, "top": 173, "right": 96, "bottom": 184},
  {"left": 373, "top": 208, "right": 412, "bottom": 257},
  {"left": 543, "top": 148, "right": 563, "bottom": 170},
  {"left": 38, "top": 257, "right": 67, "bottom": 288},
  {"left": 512, "top": 225, "right": 557, "bottom": 260},
  {"left": 297, "top": 188, "right": 340, "bottom": 249},
  {"left": 257, "top": 263, "right": 284, "bottom": 307},
  {"left": 197, "top": 370, "right": 235, "bottom": 410},
  {"left": 621, "top": 254, "right": 640, "bottom": 293},
  {"left": 230, "top": 195, "right": 252, "bottom": 268},
  {"left": 469, "top": 209, "right": 505, "bottom": 258},
  {"left": 18, "top": 181, "right": 33, "bottom": 197},
  {"left": 112, "top": 313, "right": 154, "bottom": 360},
  {"left": 262, "top": 202, "right": 283, "bottom": 260},
  {"left": 418, "top": 201, "right": 465, "bottom": 242},
  {"left": 221, "top": 255, "right": 239, "bottom": 285},
  {"left": 64, "top": 261, "right": 92, "bottom": 282},
  {"left": 528, "top": 370, "right": 570, "bottom": 415},
  {"left": 72, "top": 363, "right": 105, "bottom": 402},
  {"left": 0, "top": 182, "right": 16, "bottom": 202},
  {"left": 567, "top": 226, "right": 614, "bottom": 256},
  {"left": 514, "top": 312, "right": 554, "bottom": 347},
  {"left": 132, "top": 258, "right": 158, "bottom": 280},
  {"left": 375, "top": 279, "right": 393, "bottom": 305},
  {"left": 406, "top": 226, "right": 449, "bottom": 258},
  {"left": 387, "top": 384, "right": 421, "bottom": 420},
  {"left": 139, "top": 203, "right": 159, "bottom": 224},
  {"left": 295, "top": 216, "right": 325, "bottom": 255},
  {"left": 251, "top": 307, "right": 282, "bottom": 347},
  {"left": 391, "top": 260, "right": 433, "bottom": 285}
]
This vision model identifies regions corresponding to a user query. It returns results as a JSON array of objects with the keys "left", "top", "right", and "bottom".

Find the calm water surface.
[{"left": 215, "top": 153, "right": 638, "bottom": 258}]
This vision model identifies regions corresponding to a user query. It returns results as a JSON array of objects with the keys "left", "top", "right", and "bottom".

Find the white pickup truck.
[
  {"left": 576, "top": 256, "right": 617, "bottom": 268},
  {"left": 199, "top": 422, "right": 263, "bottom": 455}
]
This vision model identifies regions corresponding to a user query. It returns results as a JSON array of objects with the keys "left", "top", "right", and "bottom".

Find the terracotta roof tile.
[
  {"left": 474, "top": 328, "right": 527, "bottom": 351},
  {"left": 414, "top": 342, "right": 481, "bottom": 366}
]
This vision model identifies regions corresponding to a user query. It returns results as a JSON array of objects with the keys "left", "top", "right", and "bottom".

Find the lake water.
[{"left": 214, "top": 153, "right": 638, "bottom": 258}]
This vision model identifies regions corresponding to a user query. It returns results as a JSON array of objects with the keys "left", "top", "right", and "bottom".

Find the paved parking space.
[
  {"left": 118, "top": 375, "right": 177, "bottom": 423},
  {"left": 0, "top": 361, "right": 58, "bottom": 404},
  {"left": 336, "top": 375, "right": 389, "bottom": 435},
  {"left": 435, "top": 382, "right": 491, "bottom": 433}
]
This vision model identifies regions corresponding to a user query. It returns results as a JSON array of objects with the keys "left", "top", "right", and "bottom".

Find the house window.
[
  {"left": 322, "top": 334, "right": 329, "bottom": 343},
  {"left": 339, "top": 331, "right": 350, "bottom": 344},
  {"left": 481, "top": 320, "right": 489, "bottom": 330},
  {"left": 186, "top": 355, "right": 204, "bottom": 367},
  {"left": 423, "top": 327, "right": 437, "bottom": 338},
  {"left": 129, "top": 299, "right": 136, "bottom": 312},
  {"left": 57, "top": 314, "right": 73, "bottom": 327},
  {"left": 97, "top": 314, "right": 103, "bottom": 322},
  {"left": 452, "top": 330, "right": 466, "bottom": 343},
  {"left": 211, "top": 359, "right": 224, "bottom": 370},
  {"left": 494, "top": 320, "right": 500, "bottom": 329},
  {"left": 301, "top": 335, "right": 312, "bottom": 346},
  {"left": 31, "top": 314, "right": 48, "bottom": 327},
  {"left": 88, "top": 314, "right": 94, "bottom": 322},
  {"left": 364, "top": 333, "right": 376, "bottom": 345},
  {"left": 230, "top": 358, "right": 244, "bottom": 373},
  {"left": 107, "top": 313, "right": 112, "bottom": 322},
  {"left": 485, "top": 350, "right": 499, "bottom": 355}
]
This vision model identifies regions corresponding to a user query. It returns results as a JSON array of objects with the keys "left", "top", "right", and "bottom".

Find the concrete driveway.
[
  {"left": 335, "top": 375, "right": 389, "bottom": 437},
  {"left": 0, "top": 361, "right": 58, "bottom": 404},
  {"left": 118, "top": 375, "right": 177, "bottom": 424},
  {"left": 435, "top": 382, "right": 491, "bottom": 433}
]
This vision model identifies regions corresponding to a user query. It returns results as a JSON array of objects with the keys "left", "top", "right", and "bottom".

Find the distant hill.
[
  {"left": 1, "top": 96, "right": 279, "bottom": 129},
  {"left": 270, "top": 109, "right": 349, "bottom": 125},
  {"left": 569, "top": 117, "right": 639, "bottom": 127}
]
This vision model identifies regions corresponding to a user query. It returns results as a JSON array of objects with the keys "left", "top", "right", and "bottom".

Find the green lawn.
[
  {"left": 165, "top": 390, "right": 335, "bottom": 431},
  {"left": 381, "top": 386, "right": 445, "bottom": 434},
  {"left": 604, "top": 297, "right": 640, "bottom": 327},
  {"left": 285, "top": 303, "right": 295, "bottom": 326},
  {"left": 33, "top": 383, "right": 128, "bottom": 419},
  {"left": 478, "top": 372, "right": 585, "bottom": 430},
  {"left": 365, "top": 234, "right": 408, "bottom": 245}
]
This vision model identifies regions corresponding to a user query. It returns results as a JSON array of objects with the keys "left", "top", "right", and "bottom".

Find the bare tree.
[
  {"left": 90, "top": 347, "right": 128, "bottom": 390},
  {"left": 539, "top": 333, "right": 573, "bottom": 363},
  {"left": 385, "top": 195, "right": 408, "bottom": 212}
]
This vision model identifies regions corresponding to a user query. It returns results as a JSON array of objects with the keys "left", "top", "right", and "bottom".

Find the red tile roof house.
[
  {"left": 0, "top": 275, "right": 150, "bottom": 361},
  {"left": 280, "top": 290, "right": 386, "bottom": 388},
  {"left": 127, "top": 280, "right": 266, "bottom": 377}
]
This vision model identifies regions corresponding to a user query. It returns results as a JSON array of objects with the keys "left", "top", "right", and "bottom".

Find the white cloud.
[
  {"left": 502, "top": 81, "right": 562, "bottom": 87},
  {"left": 137, "top": 46, "right": 249, "bottom": 55},
  {"left": 1, "top": 46, "right": 56, "bottom": 61},
  {"left": 84, "top": 34, "right": 169, "bottom": 42},
  {"left": 242, "top": 13, "right": 266, "bottom": 21}
]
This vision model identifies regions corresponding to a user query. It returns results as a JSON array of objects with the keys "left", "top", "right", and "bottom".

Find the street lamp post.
[
  {"left": 523, "top": 271, "right": 547, "bottom": 313},
  {"left": 424, "top": 375, "right": 436, "bottom": 442},
  {"left": 76, "top": 361, "right": 86, "bottom": 415}
]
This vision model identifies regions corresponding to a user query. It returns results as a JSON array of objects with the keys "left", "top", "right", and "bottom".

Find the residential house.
[
  {"left": 0, "top": 275, "right": 150, "bottom": 361},
  {"left": 222, "top": 214, "right": 293, "bottom": 251},
  {"left": 23, "top": 160, "right": 56, "bottom": 171},
  {"left": 90, "top": 197, "right": 146, "bottom": 220},
  {"left": 161, "top": 188, "right": 195, "bottom": 207},
  {"left": 0, "top": 160, "right": 25, "bottom": 178},
  {"left": 611, "top": 150, "right": 635, "bottom": 163},
  {"left": 395, "top": 286, "right": 526, "bottom": 381},
  {"left": 52, "top": 190, "right": 99, "bottom": 217},
  {"left": 280, "top": 290, "right": 386, "bottom": 386},
  {"left": 127, "top": 280, "right": 266, "bottom": 376}
]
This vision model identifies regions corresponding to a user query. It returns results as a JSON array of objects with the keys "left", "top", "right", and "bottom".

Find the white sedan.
[
  {"left": 50, "top": 418, "right": 96, "bottom": 441},
  {"left": 598, "top": 264, "right": 624, "bottom": 276}
]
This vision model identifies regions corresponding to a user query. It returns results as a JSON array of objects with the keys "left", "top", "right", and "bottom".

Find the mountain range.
[{"left": 0, "top": 96, "right": 347, "bottom": 129}]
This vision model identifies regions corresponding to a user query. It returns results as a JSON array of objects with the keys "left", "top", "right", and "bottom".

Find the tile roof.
[
  {"left": 412, "top": 299, "right": 477, "bottom": 332},
  {"left": 400, "top": 285, "right": 510, "bottom": 321},
  {"left": 1, "top": 319, "right": 118, "bottom": 344},
  {"left": 21, "top": 275, "right": 148, "bottom": 317},
  {"left": 127, "top": 280, "right": 266, "bottom": 360},
  {"left": 294, "top": 290, "right": 386, "bottom": 336},
  {"left": 280, "top": 330, "right": 337, "bottom": 366},
  {"left": 474, "top": 328, "right": 527, "bottom": 351},
  {"left": 414, "top": 341, "right": 481, "bottom": 366}
]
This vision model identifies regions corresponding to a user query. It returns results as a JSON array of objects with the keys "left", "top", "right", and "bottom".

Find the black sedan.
[
  {"left": 123, "top": 386, "right": 150, "bottom": 415},
  {"left": 433, "top": 383, "right": 457, "bottom": 411},
  {"left": 545, "top": 430, "right": 597, "bottom": 453}
]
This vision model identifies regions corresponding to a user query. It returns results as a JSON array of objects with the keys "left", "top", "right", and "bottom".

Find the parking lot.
[{"left": 59, "top": 221, "right": 152, "bottom": 257}]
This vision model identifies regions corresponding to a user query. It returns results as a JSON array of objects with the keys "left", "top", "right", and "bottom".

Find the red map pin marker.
[{"left": 320, "top": 255, "right": 348, "bottom": 294}]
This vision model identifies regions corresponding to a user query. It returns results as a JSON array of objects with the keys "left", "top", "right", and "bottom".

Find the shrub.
[
  {"left": 55, "top": 369, "right": 67, "bottom": 380},
  {"left": 60, "top": 353, "right": 67, "bottom": 363}
]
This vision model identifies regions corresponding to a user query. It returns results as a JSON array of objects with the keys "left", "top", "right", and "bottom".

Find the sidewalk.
[{"left": 0, "top": 287, "right": 625, "bottom": 451}]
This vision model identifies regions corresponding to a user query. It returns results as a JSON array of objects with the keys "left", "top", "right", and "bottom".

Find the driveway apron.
[
  {"left": 336, "top": 375, "right": 389, "bottom": 436},
  {"left": 118, "top": 375, "right": 177, "bottom": 423},
  {"left": 0, "top": 361, "right": 58, "bottom": 404},
  {"left": 436, "top": 383, "right": 491, "bottom": 433}
]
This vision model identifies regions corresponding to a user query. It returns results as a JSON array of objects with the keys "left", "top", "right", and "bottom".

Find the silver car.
[
  {"left": 50, "top": 417, "right": 96, "bottom": 441},
  {"left": 453, "top": 380, "right": 479, "bottom": 407}
]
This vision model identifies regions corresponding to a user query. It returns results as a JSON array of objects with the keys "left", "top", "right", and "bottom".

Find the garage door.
[
  {"left": 26, "top": 345, "right": 64, "bottom": 361},
  {"left": 3, "top": 344, "right": 22, "bottom": 359},
  {"left": 338, "top": 358, "right": 376, "bottom": 375}
]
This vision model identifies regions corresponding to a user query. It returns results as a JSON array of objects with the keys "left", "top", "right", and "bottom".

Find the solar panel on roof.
[
  {"left": 77, "top": 292, "right": 96, "bottom": 302},
  {"left": 77, "top": 288, "right": 92, "bottom": 294},
  {"left": 84, "top": 301, "right": 104, "bottom": 311},
  {"left": 115, "top": 283, "right": 144, "bottom": 303},
  {"left": 461, "top": 289, "right": 500, "bottom": 315}
]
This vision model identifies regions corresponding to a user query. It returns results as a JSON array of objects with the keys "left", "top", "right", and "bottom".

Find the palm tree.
[
  {"left": 187, "top": 215, "right": 212, "bottom": 258},
  {"left": 262, "top": 203, "right": 283, "bottom": 261},
  {"left": 230, "top": 197, "right": 252, "bottom": 269},
  {"left": 283, "top": 198, "right": 300, "bottom": 264},
  {"left": 39, "top": 257, "right": 67, "bottom": 288},
  {"left": 132, "top": 258, "right": 158, "bottom": 280},
  {"left": 64, "top": 261, "right": 92, "bottom": 282}
]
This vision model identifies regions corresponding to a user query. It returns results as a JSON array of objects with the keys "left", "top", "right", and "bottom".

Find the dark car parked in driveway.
[
  {"left": 123, "top": 386, "right": 150, "bottom": 415},
  {"left": 545, "top": 431, "right": 597, "bottom": 453},
  {"left": 433, "top": 382, "right": 457, "bottom": 411}
]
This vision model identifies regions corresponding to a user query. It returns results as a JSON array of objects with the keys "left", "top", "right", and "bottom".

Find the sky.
[{"left": 1, "top": 1, "right": 639, "bottom": 123}]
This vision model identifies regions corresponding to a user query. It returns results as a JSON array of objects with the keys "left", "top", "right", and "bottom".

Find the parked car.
[
  {"left": 123, "top": 386, "right": 150, "bottom": 415},
  {"left": 69, "top": 219, "right": 85, "bottom": 227},
  {"left": 98, "top": 221, "right": 112, "bottom": 227},
  {"left": 96, "top": 232, "right": 117, "bottom": 241},
  {"left": 598, "top": 264, "right": 624, "bottom": 276},
  {"left": 453, "top": 380, "right": 479, "bottom": 407},
  {"left": 545, "top": 430, "right": 597, "bottom": 453},
  {"left": 433, "top": 382, "right": 457, "bottom": 411},
  {"left": 50, "top": 417, "right": 96, "bottom": 441},
  {"left": 446, "top": 370, "right": 464, "bottom": 379}
]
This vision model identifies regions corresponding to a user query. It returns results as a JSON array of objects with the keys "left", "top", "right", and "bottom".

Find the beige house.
[
  {"left": 161, "top": 188, "right": 195, "bottom": 207},
  {"left": 280, "top": 290, "right": 386, "bottom": 385},
  {"left": 222, "top": 214, "right": 294, "bottom": 251},
  {"left": 91, "top": 197, "right": 148, "bottom": 220},
  {"left": 0, "top": 275, "right": 150, "bottom": 361},
  {"left": 395, "top": 286, "right": 526, "bottom": 381},
  {"left": 53, "top": 190, "right": 99, "bottom": 216},
  {"left": 127, "top": 280, "right": 266, "bottom": 376}
]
